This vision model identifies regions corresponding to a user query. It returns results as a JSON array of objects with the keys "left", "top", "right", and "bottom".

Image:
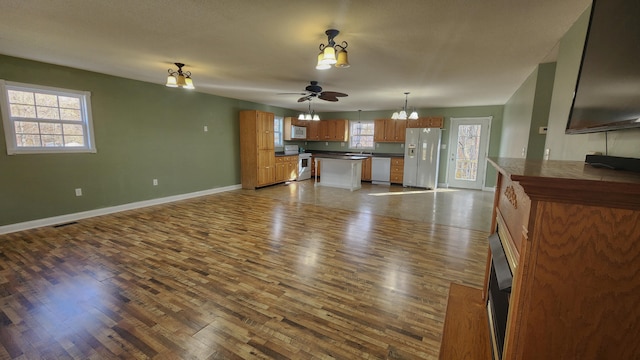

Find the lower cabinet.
[
  {"left": 275, "top": 155, "right": 298, "bottom": 183},
  {"left": 390, "top": 157, "right": 404, "bottom": 184},
  {"left": 361, "top": 157, "right": 372, "bottom": 181}
]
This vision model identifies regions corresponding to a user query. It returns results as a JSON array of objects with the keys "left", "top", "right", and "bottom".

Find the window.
[
  {"left": 349, "top": 120, "right": 375, "bottom": 150},
  {"left": 0, "top": 80, "right": 96, "bottom": 155},
  {"left": 274, "top": 116, "right": 283, "bottom": 147}
]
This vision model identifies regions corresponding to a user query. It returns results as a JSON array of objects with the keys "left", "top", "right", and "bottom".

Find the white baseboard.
[{"left": 0, "top": 184, "right": 242, "bottom": 235}]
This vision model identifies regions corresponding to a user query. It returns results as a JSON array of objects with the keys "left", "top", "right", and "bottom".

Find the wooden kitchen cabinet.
[
  {"left": 390, "top": 157, "right": 404, "bottom": 184},
  {"left": 275, "top": 155, "right": 298, "bottom": 183},
  {"left": 306, "top": 120, "right": 348, "bottom": 142},
  {"left": 361, "top": 156, "right": 372, "bottom": 181},
  {"left": 407, "top": 116, "right": 444, "bottom": 128},
  {"left": 374, "top": 119, "right": 406, "bottom": 142},
  {"left": 439, "top": 158, "right": 640, "bottom": 360},
  {"left": 306, "top": 120, "right": 320, "bottom": 140},
  {"left": 239, "top": 110, "right": 276, "bottom": 189}
]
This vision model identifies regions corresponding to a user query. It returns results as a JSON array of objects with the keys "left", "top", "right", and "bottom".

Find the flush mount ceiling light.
[
  {"left": 316, "top": 29, "right": 350, "bottom": 70},
  {"left": 165, "top": 63, "right": 195, "bottom": 89},
  {"left": 298, "top": 101, "right": 320, "bottom": 121},
  {"left": 392, "top": 92, "right": 419, "bottom": 120}
]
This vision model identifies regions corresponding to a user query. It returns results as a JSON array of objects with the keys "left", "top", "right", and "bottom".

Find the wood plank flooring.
[{"left": 0, "top": 184, "right": 491, "bottom": 359}]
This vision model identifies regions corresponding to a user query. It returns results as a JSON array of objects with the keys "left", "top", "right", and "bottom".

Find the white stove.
[{"left": 284, "top": 145, "right": 312, "bottom": 180}]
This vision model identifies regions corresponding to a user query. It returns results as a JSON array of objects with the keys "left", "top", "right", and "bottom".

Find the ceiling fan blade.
[
  {"left": 318, "top": 94, "right": 339, "bottom": 102},
  {"left": 277, "top": 92, "right": 307, "bottom": 95},
  {"left": 321, "top": 91, "right": 348, "bottom": 98},
  {"left": 297, "top": 95, "right": 312, "bottom": 102}
]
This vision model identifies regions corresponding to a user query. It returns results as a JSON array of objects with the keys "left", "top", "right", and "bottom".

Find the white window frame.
[
  {"left": 274, "top": 115, "right": 283, "bottom": 147},
  {"left": 0, "top": 80, "right": 96, "bottom": 155},
  {"left": 349, "top": 120, "right": 375, "bottom": 150}
]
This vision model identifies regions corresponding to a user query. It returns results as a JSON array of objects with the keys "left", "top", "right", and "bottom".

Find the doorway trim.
[{"left": 445, "top": 116, "right": 492, "bottom": 190}]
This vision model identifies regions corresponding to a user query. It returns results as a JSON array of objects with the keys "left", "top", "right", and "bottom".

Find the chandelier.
[
  {"left": 391, "top": 92, "right": 419, "bottom": 120},
  {"left": 316, "top": 29, "right": 350, "bottom": 70},
  {"left": 298, "top": 101, "right": 320, "bottom": 121},
  {"left": 165, "top": 63, "right": 195, "bottom": 89}
]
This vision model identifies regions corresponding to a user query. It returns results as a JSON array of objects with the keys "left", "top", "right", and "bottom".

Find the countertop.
[
  {"left": 274, "top": 150, "right": 404, "bottom": 158},
  {"left": 313, "top": 154, "right": 369, "bottom": 160}
]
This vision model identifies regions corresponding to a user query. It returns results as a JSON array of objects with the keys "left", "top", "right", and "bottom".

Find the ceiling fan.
[{"left": 281, "top": 81, "right": 348, "bottom": 102}]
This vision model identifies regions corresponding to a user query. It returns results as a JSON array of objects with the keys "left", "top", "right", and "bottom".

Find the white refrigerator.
[{"left": 403, "top": 128, "right": 442, "bottom": 189}]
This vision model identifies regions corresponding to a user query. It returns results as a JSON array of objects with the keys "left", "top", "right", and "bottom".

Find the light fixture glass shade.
[
  {"left": 408, "top": 111, "right": 419, "bottom": 120},
  {"left": 391, "top": 112, "right": 399, "bottom": 120},
  {"left": 321, "top": 46, "right": 337, "bottom": 65},
  {"left": 335, "top": 50, "right": 350, "bottom": 68},
  {"left": 184, "top": 77, "right": 195, "bottom": 89},
  {"left": 316, "top": 52, "right": 331, "bottom": 70},
  {"left": 298, "top": 113, "right": 305, "bottom": 120},
  {"left": 305, "top": 114, "right": 312, "bottom": 120},
  {"left": 398, "top": 110, "right": 407, "bottom": 120},
  {"left": 166, "top": 75, "right": 178, "bottom": 87},
  {"left": 312, "top": 114, "right": 320, "bottom": 121},
  {"left": 176, "top": 74, "right": 187, "bottom": 87}
]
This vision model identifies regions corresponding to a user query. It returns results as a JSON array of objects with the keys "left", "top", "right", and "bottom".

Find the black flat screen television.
[{"left": 566, "top": 0, "right": 640, "bottom": 134}]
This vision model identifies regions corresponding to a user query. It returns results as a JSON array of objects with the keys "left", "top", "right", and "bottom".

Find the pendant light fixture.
[
  {"left": 165, "top": 63, "right": 195, "bottom": 89},
  {"left": 316, "top": 29, "right": 350, "bottom": 70},
  {"left": 391, "top": 92, "right": 419, "bottom": 120},
  {"left": 298, "top": 101, "right": 320, "bottom": 121}
]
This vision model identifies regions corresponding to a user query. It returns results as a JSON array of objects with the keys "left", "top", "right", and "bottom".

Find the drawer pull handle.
[{"left": 505, "top": 185, "right": 518, "bottom": 209}]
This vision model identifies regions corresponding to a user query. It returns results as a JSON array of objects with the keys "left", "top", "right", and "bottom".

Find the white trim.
[
  {"left": 0, "top": 184, "right": 242, "bottom": 235},
  {"left": 483, "top": 186, "right": 496, "bottom": 192},
  {"left": 0, "top": 79, "right": 96, "bottom": 155}
]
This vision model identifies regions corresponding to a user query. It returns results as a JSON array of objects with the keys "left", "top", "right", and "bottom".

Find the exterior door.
[{"left": 446, "top": 117, "right": 491, "bottom": 189}]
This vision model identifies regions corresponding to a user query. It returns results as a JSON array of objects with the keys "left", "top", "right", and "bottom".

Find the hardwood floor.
[{"left": 0, "top": 182, "right": 493, "bottom": 359}]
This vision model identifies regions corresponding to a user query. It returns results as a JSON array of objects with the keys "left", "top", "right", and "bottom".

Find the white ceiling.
[{"left": 0, "top": 0, "right": 591, "bottom": 114}]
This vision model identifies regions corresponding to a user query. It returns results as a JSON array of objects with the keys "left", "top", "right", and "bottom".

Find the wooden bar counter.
[{"left": 439, "top": 158, "right": 640, "bottom": 360}]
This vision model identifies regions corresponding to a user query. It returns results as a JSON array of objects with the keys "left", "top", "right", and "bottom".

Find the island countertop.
[{"left": 313, "top": 153, "right": 369, "bottom": 161}]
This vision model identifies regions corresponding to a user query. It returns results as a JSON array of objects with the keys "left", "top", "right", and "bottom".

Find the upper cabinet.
[
  {"left": 406, "top": 116, "right": 444, "bottom": 129},
  {"left": 374, "top": 119, "right": 407, "bottom": 143},
  {"left": 301, "top": 119, "right": 348, "bottom": 142},
  {"left": 374, "top": 117, "right": 444, "bottom": 143}
]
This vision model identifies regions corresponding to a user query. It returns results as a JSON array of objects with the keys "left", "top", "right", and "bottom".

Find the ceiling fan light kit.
[
  {"left": 166, "top": 63, "right": 194, "bottom": 89},
  {"left": 392, "top": 92, "right": 419, "bottom": 120},
  {"left": 316, "top": 29, "right": 350, "bottom": 70},
  {"left": 299, "top": 101, "right": 320, "bottom": 121}
]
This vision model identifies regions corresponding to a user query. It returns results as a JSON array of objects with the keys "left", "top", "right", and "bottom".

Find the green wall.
[
  {"left": 306, "top": 105, "right": 504, "bottom": 187},
  {"left": 500, "top": 62, "right": 556, "bottom": 160},
  {"left": 0, "top": 55, "right": 295, "bottom": 226}
]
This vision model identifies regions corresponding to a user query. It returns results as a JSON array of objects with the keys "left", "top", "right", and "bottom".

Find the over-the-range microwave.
[{"left": 291, "top": 125, "right": 307, "bottom": 139}]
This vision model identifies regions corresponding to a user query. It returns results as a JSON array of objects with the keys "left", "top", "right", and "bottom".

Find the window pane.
[
  {"left": 63, "top": 123, "right": 84, "bottom": 136},
  {"left": 64, "top": 135, "right": 85, "bottom": 146},
  {"left": 14, "top": 121, "right": 40, "bottom": 134},
  {"left": 349, "top": 120, "right": 375, "bottom": 149},
  {"left": 7, "top": 90, "right": 34, "bottom": 105},
  {"left": 40, "top": 122, "right": 63, "bottom": 135},
  {"left": 35, "top": 93, "right": 58, "bottom": 107},
  {"left": 60, "top": 108, "right": 81, "bottom": 121},
  {"left": 10, "top": 104, "right": 36, "bottom": 118},
  {"left": 16, "top": 134, "right": 41, "bottom": 147},
  {"left": 41, "top": 135, "right": 64, "bottom": 147},
  {"left": 36, "top": 106, "right": 60, "bottom": 120},
  {"left": 58, "top": 96, "right": 80, "bottom": 109}
]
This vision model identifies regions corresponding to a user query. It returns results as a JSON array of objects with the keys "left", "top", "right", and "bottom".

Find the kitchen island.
[{"left": 314, "top": 154, "right": 368, "bottom": 191}]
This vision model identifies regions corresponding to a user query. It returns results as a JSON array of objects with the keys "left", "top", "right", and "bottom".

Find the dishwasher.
[{"left": 371, "top": 157, "right": 391, "bottom": 185}]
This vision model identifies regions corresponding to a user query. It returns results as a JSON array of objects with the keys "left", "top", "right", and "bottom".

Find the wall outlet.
[
  {"left": 441, "top": 144, "right": 447, "bottom": 150},
  {"left": 153, "top": 179, "right": 158, "bottom": 186},
  {"left": 521, "top": 147, "right": 527, "bottom": 158},
  {"left": 75, "top": 188, "right": 82, "bottom": 196},
  {"left": 539, "top": 126, "right": 548, "bottom": 134},
  {"left": 325, "top": 142, "right": 328, "bottom": 146},
  {"left": 544, "top": 148, "right": 550, "bottom": 160},
  {"left": 204, "top": 125, "right": 208, "bottom": 132},
  {"left": 341, "top": 142, "right": 345, "bottom": 147}
]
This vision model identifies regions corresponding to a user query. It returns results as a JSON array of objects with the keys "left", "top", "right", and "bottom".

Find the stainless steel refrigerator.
[{"left": 403, "top": 128, "right": 442, "bottom": 189}]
